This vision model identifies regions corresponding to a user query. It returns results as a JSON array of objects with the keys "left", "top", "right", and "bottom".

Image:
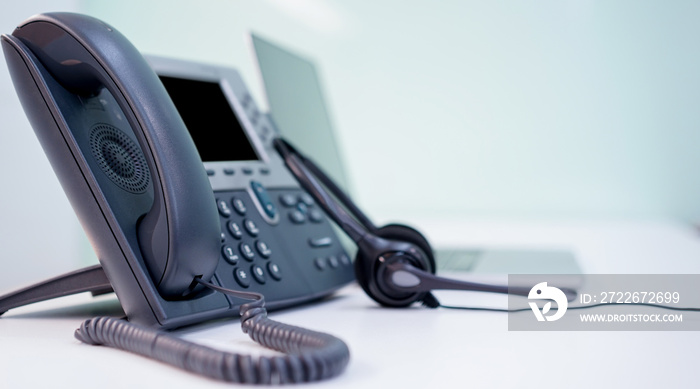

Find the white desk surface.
[{"left": 2, "top": 219, "right": 700, "bottom": 388}]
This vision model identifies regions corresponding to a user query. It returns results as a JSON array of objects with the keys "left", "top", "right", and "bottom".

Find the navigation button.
[
  {"left": 280, "top": 194, "right": 296, "bottom": 207},
  {"left": 289, "top": 210, "right": 306, "bottom": 224},
  {"left": 299, "top": 193, "right": 314, "bottom": 206},
  {"left": 250, "top": 181, "right": 277, "bottom": 219},
  {"left": 308, "top": 209, "right": 324, "bottom": 223}
]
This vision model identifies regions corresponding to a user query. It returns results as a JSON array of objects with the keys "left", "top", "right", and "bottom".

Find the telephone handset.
[
  {"left": 2, "top": 11, "right": 221, "bottom": 303},
  {"left": 1, "top": 12, "right": 353, "bottom": 328},
  {"left": 8, "top": 12, "right": 224, "bottom": 299}
]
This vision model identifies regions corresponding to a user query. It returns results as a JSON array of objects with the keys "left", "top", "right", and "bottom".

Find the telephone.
[
  {"left": 1, "top": 10, "right": 555, "bottom": 385},
  {"left": 0, "top": 12, "right": 353, "bottom": 330}
]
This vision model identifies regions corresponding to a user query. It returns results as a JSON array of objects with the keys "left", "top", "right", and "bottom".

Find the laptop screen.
[{"left": 250, "top": 33, "right": 350, "bottom": 192}]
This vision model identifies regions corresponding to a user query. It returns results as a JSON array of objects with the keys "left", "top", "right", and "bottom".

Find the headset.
[{"left": 273, "top": 138, "right": 548, "bottom": 308}]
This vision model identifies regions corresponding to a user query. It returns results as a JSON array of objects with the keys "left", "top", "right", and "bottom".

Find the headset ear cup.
[
  {"left": 375, "top": 224, "right": 436, "bottom": 274},
  {"left": 353, "top": 223, "right": 436, "bottom": 307}
]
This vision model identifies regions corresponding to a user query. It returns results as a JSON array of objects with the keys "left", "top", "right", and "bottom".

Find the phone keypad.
[
  {"left": 216, "top": 187, "right": 353, "bottom": 296},
  {"left": 219, "top": 194, "right": 281, "bottom": 289}
]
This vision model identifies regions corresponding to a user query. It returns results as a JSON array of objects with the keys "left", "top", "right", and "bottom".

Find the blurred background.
[{"left": 2, "top": 0, "right": 700, "bottom": 288}]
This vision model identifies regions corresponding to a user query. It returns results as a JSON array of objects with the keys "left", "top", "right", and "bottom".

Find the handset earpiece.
[{"left": 7, "top": 13, "right": 220, "bottom": 298}]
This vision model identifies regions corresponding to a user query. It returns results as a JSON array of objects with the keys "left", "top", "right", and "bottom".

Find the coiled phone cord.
[{"left": 74, "top": 279, "right": 350, "bottom": 384}]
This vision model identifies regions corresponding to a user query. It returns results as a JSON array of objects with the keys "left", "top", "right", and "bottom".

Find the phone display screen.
[{"left": 159, "top": 76, "right": 259, "bottom": 162}]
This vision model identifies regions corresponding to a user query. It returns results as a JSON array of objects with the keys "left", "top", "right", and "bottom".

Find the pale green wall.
[
  {"left": 80, "top": 0, "right": 700, "bottom": 222},
  {"left": 77, "top": 1, "right": 700, "bottom": 222}
]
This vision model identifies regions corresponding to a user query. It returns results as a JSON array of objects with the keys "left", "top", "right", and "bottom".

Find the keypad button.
[
  {"left": 206, "top": 169, "right": 215, "bottom": 176},
  {"left": 339, "top": 253, "right": 351, "bottom": 266},
  {"left": 328, "top": 256, "right": 339, "bottom": 268},
  {"left": 224, "top": 168, "right": 235, "bottom": 175},
  {"left": 280, "top": 194, "right": 297, "bottom": 207},
  {"left": 308, "top": 237, "right": 332, "bottom": 248},
  {"left": 296, "top": 202, "right": 308, "bottom": 215},
  {"left": 222, "top": 245, "right": 240, "bottom": 264},
  {"left": 267, "top": 262, "right": 282, "bottom": 280},
  {"left": 242, "top": 167, "right": 253, "bottom": 175},
  {"left": 256, "top": 240, "right": 272, "bottom": 258},
  {"left": 217, "top": 199, "right": 232, "bottom": 217},
  {"left": 227, "top": 221, "right": 243, "bottom": 240},
  {"left": 239, "top": 242, "right": 255, "bottom": 261},
  {"left": 232, "top": 197, "right": 247, "bottom": 215},
  {"left": 289, "top": 210, "right": 306, "bottom": 224},
  {"left": 260, "top": 167, "right": 270, "bottom": 175},
  {"left": 233, "top": 268, "right": 251, "bottom": 288},
  {"left": 299, "top": 193, "right": 314, "bottom": 206},
  {"left": 251, "top": 265, "right": 266, "bottom": 284},
  {"left": 314, "top": 257, "right": 326, "bottom": 270},
  {"left": 243, "top": 219, "right": 260, "bottom": 237},
  {"left": 308, "top": 209, "right": 324, "bottom": 223}
]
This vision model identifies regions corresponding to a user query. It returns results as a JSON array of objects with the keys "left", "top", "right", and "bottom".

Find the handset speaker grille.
[{"left": 90, "top": 124, "right": 150, "bottom": 193}]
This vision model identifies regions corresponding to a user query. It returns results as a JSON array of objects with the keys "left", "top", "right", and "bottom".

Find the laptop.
[{"left": 249, "top": 33, "right": 580, "bottom": 276}]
